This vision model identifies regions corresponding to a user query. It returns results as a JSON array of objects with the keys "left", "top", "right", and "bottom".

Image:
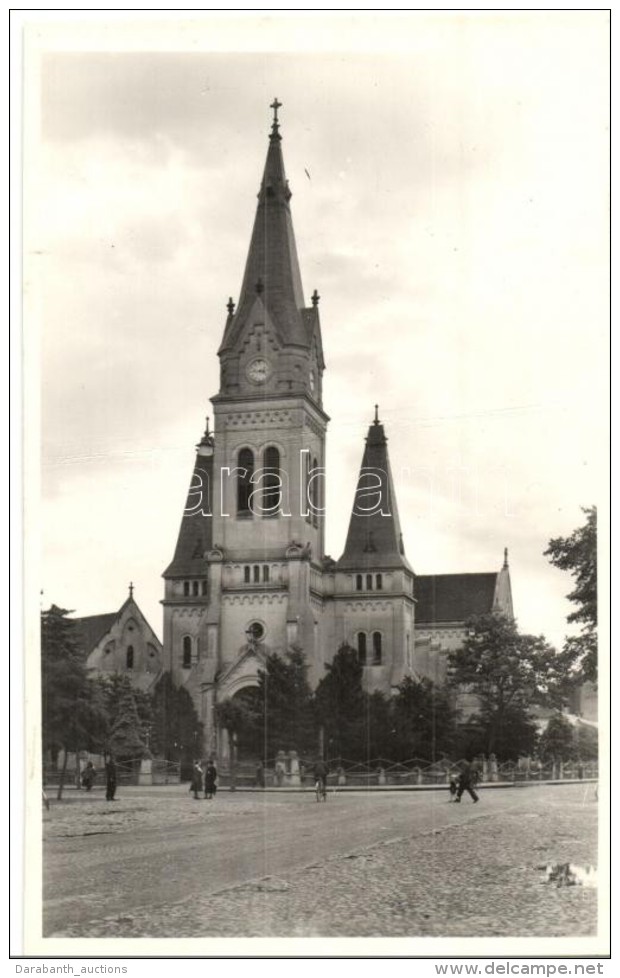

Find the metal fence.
[{"left": 218, "top": 755, "right": 598, "bottom": 788}]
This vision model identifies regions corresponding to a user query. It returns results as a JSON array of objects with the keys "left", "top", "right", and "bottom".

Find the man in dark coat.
[
  {"left": 455, "top": 761, "right": 479, "bottom": 803},
  {"left": 204, "top": 761, "right": 217, "bottom": 799},
  {"left": 105, "top": 755, "right": 117, "bottom": 801}
]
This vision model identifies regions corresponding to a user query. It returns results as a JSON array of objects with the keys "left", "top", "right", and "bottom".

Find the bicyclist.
[{"left": 313, "top": 758, "right": 328, "bottom": 794}]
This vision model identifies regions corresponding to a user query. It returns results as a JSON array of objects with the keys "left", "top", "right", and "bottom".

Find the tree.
[
  {"left": 545, "top": 506, "right": 598, "bottom": 683},
  {"left": 392, "top": 677, "right": 458, "bottom": 761},
  {"left": 255, "top": 648, "right": 316, "bottom": 759},
  {"left": 447, "top": 612, "right": 563, "bottom": 758},
  {"left": 93, "top": 673, "right": 153, "bottom": 759},
  {"left": 41, "top": 605, "right": 107, "bottom": 799},
  {"left": 538, "top": 712, "right": 576, "bottom": 763},
  {"left": 108, "top": 681, "right": 146, "bottom": 762},
  {"left": 314, "top": 644, "right": 368, "bottom": 761},
  {"left": 150, "top": 672, "right": 203, "bottom": 763}
]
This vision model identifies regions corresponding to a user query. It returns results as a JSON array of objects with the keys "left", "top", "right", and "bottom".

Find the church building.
[
  {"left": 162, "top": 103, "right": 513, "bottom": 759},
  {"left": 75, "top": 586, "right": 164, "bottom": 694}
]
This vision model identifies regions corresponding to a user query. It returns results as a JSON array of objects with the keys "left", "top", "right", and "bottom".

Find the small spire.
[
  {"left": 197, "top": 416, "right": 214, "bottom": 450},
  {"left": 129, "top": 582, "right": 134, "bottom": 599},
  {"left": 503, "top": 547, "right": 509, "bottom": 569},
  {"left": 270, "top": 97, "right": 282, "bottom": 140},
  {"left": 311, "top": 289, "right": 320, "bottom": 307},
  {"left": 374, "top": 404, "right": 380, "bottom": 425},
  {"left": 226, "top": 297, "right": 235, "bottom": 316}
]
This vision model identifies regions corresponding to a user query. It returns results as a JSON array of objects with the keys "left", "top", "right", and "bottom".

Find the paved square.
[{"left": 43, "top": 783, "right": 597, "bottom": 938}]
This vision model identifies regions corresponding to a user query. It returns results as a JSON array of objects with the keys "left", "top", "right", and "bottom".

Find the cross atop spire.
[
  {"left": 270, "top": 97, "right": 282, "bottom": 139},
  {"left": 374, "top": 404, "right": 380, "bottom": 425},
  {"left": 129, "top": 582, "right": 134, "bottom": 599},
  {"left": 503, "top": 547, "right": 509, "bottom": 569}
]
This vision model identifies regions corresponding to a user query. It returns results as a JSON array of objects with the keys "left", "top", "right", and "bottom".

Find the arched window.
[
  {"left": 192, "top": 581, "right": 199, "bottom": 596},
  {"left": 372, "top": 632, "right": 382, "bottom": 665},
  {"left": 263, "top": 565, "right": 270, "bottom": 583},
  {"left": 303, "top": 451, "right": 311, "bottom": 524},
  {"left": 237, "top": 448, "right": 254, "bottom": 516},
  {"left": 357, "top": 632, "right": 367, "bottom": 666},
  {"left": 126, "top": 645, "right": 134, "bottom": 670},
  {"left": 183, "top": 581, "right": 190, "bottom": 597},
  {"left": 244, "top": 566, "right": 251, "bottom": 584},
  {"left": 366, "top": 574, "right": 373, "bottom": 590},
  {"left": 182, "top": 636, "right": 192, "bottom": 669},
  {"left": 356, "top": 574, "right": 363, "bottom": 591},
  {"left": 376, "top": 573, "right": 383, "bottom": 590},
  {"left": 262, "top": 446, "right": 281, "bottom": 516},
  {"left": 253, "top": 565, "right": 260, "bottom": 583},
  {"left": 311, "top": 456, "right": 320, "bottom": 526},
  {"left": 201, "top": 579, "right": 208, "bottom": 595}
]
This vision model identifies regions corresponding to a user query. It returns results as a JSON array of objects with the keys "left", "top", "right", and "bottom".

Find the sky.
[{"left": 28, "top": 12, "right": 609, "bottom": 648}]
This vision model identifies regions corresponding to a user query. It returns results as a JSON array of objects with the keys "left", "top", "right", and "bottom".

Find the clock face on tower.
[{"left": 246, "top": 357, "right": 270, "bottom": 384}]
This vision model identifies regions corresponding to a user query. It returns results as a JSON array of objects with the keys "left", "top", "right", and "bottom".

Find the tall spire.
[
  {"left": 218, "top": 100, "right": 309, "bottom": 354},
  {"left": 337, "top": 414, "right": 412, "bottom": 572}
]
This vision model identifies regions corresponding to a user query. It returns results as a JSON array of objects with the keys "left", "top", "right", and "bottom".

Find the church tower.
[
  {"left": 333, "top": 409, "right": 416, "bottom": 693},
  {"left": 162, "top": 102, "right": 328, "bottom": 757}
]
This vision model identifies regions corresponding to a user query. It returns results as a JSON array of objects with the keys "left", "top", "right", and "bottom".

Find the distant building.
[
  {"left": 162, "top": 104, "right": 513, "bottom": 760},
  {"left": 75, "top": 586, "right": 163, "bottom": 694}
]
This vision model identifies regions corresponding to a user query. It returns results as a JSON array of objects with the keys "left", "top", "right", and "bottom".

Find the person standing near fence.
[
  {"left": 204, "top": 760, "right": 217, "bottom": 799},
  {"left": 81, "top": 761, "right": 96, "bottom": 791},
  {"left": 190, "top": 760, "right": 203, "bottom": 800},
  {"left": 105, "top": 755, "right": 117, "bottom": 801},
  {"left": 455, "top": 760, "right": 479, "bottom": 804}
]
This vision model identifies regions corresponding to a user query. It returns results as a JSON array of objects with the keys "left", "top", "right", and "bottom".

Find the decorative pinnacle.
[
  {"left": 129, "top": 582, "right": 134, "bottom": 599},
  {"left": 311, "top": 289, "right": 320, "bottom": 307},
  {"left": 503, "top": 547, "right": 509, "bottom": 569},
  {"left": 374, "top": 404, "right": 380, "bottom": 425},
  {"left": 226, "top": 297, "right": 235, "bottom": 315},
  {"left": 270, "top": 97, "right": 282, "bottom": 138}
]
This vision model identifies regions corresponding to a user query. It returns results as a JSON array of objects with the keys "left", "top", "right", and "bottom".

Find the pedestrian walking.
[
  {"left": 455, "top": 761, "right": 479, "bottom": 803},
  {"left": 81, "top": 761, "right": 96, "bottom": 791},
  {"left": 190, "top": 760, "right": 203, "bottom": 799},
  {"left": 105, "top": 755, "right": 117, "bottom": 801},
  {"left": 255, "top": 761, "right": 265, "bottom": 789},
  {"left": 204, "top": 760, "right": 217, "bottom": 799},
  {"left": 449, "top": 777, "right": 458, "bottom": 800}
]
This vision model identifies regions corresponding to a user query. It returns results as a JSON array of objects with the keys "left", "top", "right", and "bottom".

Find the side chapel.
[{"left": 162, "top": 103, "right": 513, "bottom": 759}]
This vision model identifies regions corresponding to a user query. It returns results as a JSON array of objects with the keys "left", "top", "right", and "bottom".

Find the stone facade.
[
  {"left": 162, "top": 108, "right": 514, "bottom": 759},
  {"left": 75, "top": 591, "right": 163, "bottom": 694}
]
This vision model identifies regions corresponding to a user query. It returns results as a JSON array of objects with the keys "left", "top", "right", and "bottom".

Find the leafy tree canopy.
[
  {"left": 392, "top": 677, "right": 458, "bottom": 761},
  {"left": 545, "top": 506, "right": 598, "bottom": 683},
  {"left": 41, "top": 605, "right": 107, "bottom": 757},
  {"left": 447, "top": 612, "right": 563, "bottom": 756}
]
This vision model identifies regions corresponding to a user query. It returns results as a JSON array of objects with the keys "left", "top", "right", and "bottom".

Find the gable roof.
[
  {"left": 414, "top": 573, "right": 498, "bottom": 624},
  {"left": 73, "top": 613, "right": 118, "bottom": 654}
]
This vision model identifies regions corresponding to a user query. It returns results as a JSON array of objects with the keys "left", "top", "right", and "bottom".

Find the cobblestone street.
[{"left": 43, "top": 782, "right": 598, "bottom": 939}]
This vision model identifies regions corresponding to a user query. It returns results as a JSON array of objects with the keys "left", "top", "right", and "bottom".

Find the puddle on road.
[{"left": 539, "top": 863, "right": 597, "bottom": 888}]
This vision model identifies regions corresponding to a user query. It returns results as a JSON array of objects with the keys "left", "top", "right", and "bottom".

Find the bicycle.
[{"left": 315, "top": 778, "right": 327, "bottom": 802}]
